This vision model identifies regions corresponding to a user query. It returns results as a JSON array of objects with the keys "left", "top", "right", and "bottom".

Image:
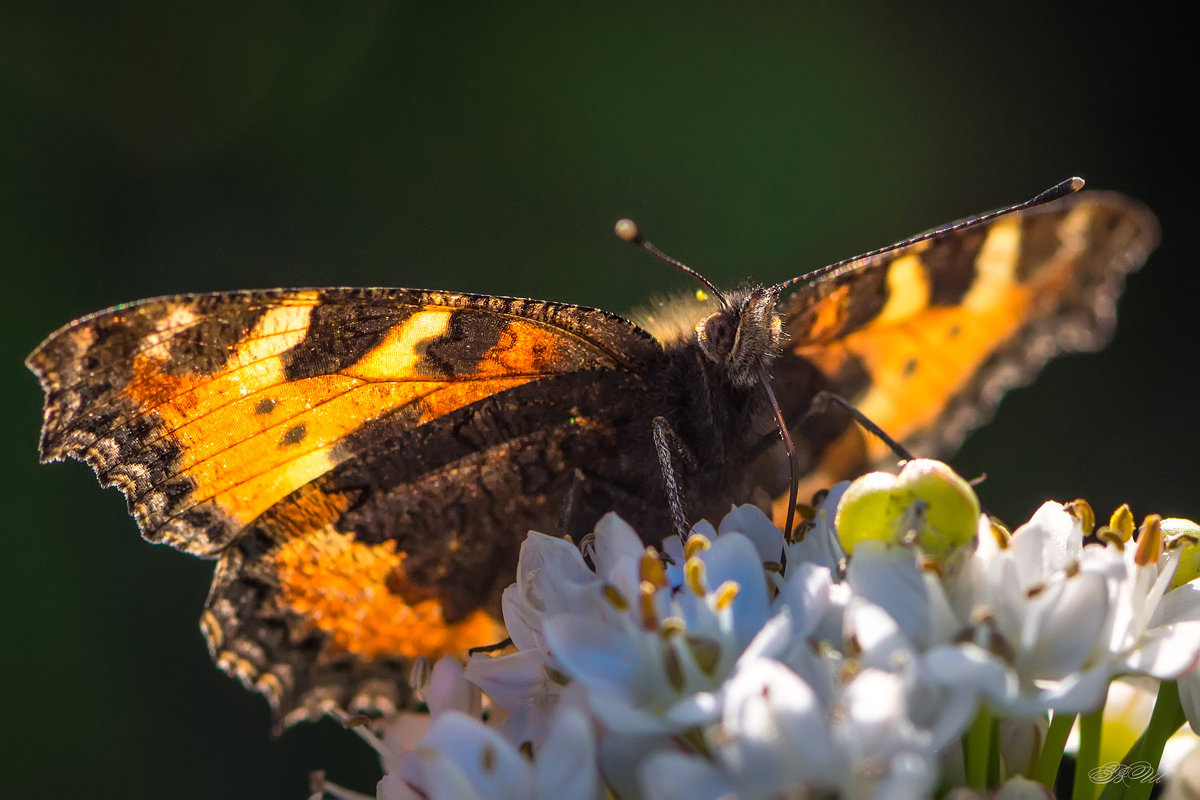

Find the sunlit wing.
[
  {"left": 27, "top": 287, "right": 655, "bottom": 556},
  {"left": 781, "top": 191, "right": 1158, "bottom": 495}
]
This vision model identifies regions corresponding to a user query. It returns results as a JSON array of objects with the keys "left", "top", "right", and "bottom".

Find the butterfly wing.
[
  {"left": 781, "top": 191, "right": 1158, "bottom": 493},
  {"left": 27, "top": 287, "right": 662, "bottom": 718}
]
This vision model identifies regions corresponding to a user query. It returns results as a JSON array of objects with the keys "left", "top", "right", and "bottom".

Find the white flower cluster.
[{"left": 316, "top": 460, "right": 1200, "bottom": 800}]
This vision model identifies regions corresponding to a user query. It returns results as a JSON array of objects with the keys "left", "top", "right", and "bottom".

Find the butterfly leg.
[
  {"left": 556, "top": 467, "right": 587, "bottom": 538},
  {"left": 811, "top": 391, "right": 915, "bottom": 463},
  {"left": 652, "top": 415, "right": 694, "bottom": 539}
]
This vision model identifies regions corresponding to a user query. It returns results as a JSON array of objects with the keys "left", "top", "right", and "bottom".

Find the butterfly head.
[
  {"left": 695, "top": 285, "right": 783, "bottom": 388},
  {"left": 613, "top": 219, "right": 783, "bottom": 388}
]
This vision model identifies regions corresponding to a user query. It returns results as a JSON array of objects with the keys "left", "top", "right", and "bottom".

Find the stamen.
[
  {"left": 684, "top": 557, "right": 707, "bottom": 596},
  {"left": 309, "top": 771, "right": 377, "bottom": 800},
  {"left": 1110, "top": 504, "right": 1135, "bottom": 542},
  {"left": 684, "top": 533, "right": 711, "bottom": 559},
  {"left": 641, "top": 547, "right": 667, "bottom": 588},
  {"left": 1065, "top": 499, "right": 1096, "bottom": 536},
  {"left": 1134, "top": 514, "right": 1164, "bottom": 567},
  {"left": 639, "top": 580, "right": 659, "bottom": 629},
  {"left": 660, "top": 616, "right": 686, "bottom": 637},
  {"left": 603, "top": 583, "right": 629, "bottom": 610},
  {"left": 986, "top": 516, "right": 1011, "bottom": 549},
  {"left": 713, "top": 580, "right": 740, "bottom": 610}
]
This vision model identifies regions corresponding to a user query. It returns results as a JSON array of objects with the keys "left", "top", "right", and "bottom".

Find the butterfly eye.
[{"left": 697, "top": 311, "right": 738, "bottom": 362}]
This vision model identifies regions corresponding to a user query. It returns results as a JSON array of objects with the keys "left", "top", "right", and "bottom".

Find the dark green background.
[{"left": 2, "top": 3, "right": 1195, "bottom": 798}]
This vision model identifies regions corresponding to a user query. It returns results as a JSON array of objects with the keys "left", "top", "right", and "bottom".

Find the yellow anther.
[
  {"left": 641, "top": 547, "right": 667, "bottom": 588},
  {"left": 603, "top": 583, "right": 629, "bottom": 610},
  {"left": 1110, "top": 504, "right": 1135, "bottom": 543},
  {"left": 660, "top": 616, "right": 686, "bottom": 637},
  {"left": 713, "top": 580, "right": 740, "bottom": 610},
  {"left": 684, "top": 557, "right": 707, "bottom": 596},
  {"left": 1095, "top": 525, "right": 1126, "bottom": 550},
  {"left": 1134, "top": 514, "right": 1164, "bottom": 568},
  {"left": 1065, "top": 499, "right": 1096, "bottom": 536},
  {"left": 685, "top": 533, "right": 711, "bottom": 559},
  {"left": 986, "top": 516, "right": 1011, "bottom": 549},
  {"left": 639, "top": 580, "right": 659, "bottom": 629}
]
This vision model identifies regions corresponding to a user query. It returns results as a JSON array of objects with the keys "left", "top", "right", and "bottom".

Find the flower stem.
[
  {"left": 1035, "top": 711, "right": 1075, "bottom": 790},
  {"left": 1097, "top": 732, "right": 1141, "bottom": 800},
  {"left": 988, "top": 717, "right": 1002, "bottom": 787},
  {"left": 1074, "top": 704, "right": 1106, "bottom": 800},
  {"left": 965, "top": 706, "right": 993, "bottom": 791},
  {"left": 1122, "top": 681, "right": 1184, "bottom": 800}
]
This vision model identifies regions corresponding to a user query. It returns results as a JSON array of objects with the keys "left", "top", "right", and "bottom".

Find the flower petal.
[
  {"left": 534, "top": 706, "right": 603, "bottom": 800},
  {"left": 639, "top": 751, "right": 739, "bottom": 800},
  {"left": 544, "top": 615, "right": 643, "bottom": 697},
  {"left": 718, "top": 504, "right": 785, "bottom": 565}
]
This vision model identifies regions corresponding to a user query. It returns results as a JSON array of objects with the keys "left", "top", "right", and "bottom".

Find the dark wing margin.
[{"left": 780, "top": 191, "right": 1159, "bottom": 487}]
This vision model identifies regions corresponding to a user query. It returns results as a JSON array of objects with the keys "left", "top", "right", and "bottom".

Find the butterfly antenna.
[
  {"left": 770, "top": 177, "right": 1085, "bottom": 295},
  {"left": 615, "top": 219, "right": 729, "bottom": 308}
]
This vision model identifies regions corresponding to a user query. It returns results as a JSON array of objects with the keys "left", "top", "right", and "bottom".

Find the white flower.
[
  {"left": 307, "top": 464, "right": 1200, "bottom": 800},
  {"left": 534, "top": 512, "right": 774, "bottom": 734},
  {"left": 380, "top": 705, "right": 602, "bottom": 800},
  {"left": 835, "top": 669, "right": 939, "bottom": 800},
  {"left": 707, "top": 656, "right": 842, "bottom": 793},
  {"left": 845, "top": 596, "right": 1010, "bottom": 750},
  {"left": 639, "top": 751, "right": 739, "bottom": 800},
  {"left": 640, "top": 657, "right": 939, "bottom": 800},
  {"left": 464, "top": 516, "right": 640, "bottom": 743},
  {"left": 950, "top": 505, "right": 1200, "bottom": 714}
]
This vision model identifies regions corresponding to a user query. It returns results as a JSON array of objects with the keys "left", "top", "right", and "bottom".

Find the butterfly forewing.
[{"left": 780, "top": 191, "right": 1158, "bottom": 496}]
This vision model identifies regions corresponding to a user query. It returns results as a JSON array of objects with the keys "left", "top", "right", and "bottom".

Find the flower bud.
[
  {"left": 834, "top": 459, "right": 980, "bottom": 563},
  {"left": 1164, "top": 518, "right": 1200, "bottom": 589}
]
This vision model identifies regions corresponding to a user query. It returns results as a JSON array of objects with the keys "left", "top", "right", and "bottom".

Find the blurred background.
[{"left": 2, "top": 2, "right": 1194, "bottom": 797}]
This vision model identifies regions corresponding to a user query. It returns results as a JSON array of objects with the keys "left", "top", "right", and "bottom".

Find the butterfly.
[{"left": 26, "top": 179, "right": 1157, "bottom": 725}]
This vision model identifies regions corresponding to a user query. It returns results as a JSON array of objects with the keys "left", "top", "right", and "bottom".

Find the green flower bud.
[
  {"left": 835, "top": 459, "right": 980, "bottom": 563},
  {"left": 1163, "top": 518, "right": 1200, "bottom": 589}
]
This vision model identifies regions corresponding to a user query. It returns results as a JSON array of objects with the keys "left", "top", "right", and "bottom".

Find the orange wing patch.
[
  {"left": 789, "top": 196, "right": 1156, "bottom": 496},
  {"left": 800, "top": 219, "right": 1031, "bottom": 451},
  {"left": 125, "top": 305, "right": 566, "bottom": 535},
  {"left": 269, "top": 527, "right": 505, "bottom": 661}
]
